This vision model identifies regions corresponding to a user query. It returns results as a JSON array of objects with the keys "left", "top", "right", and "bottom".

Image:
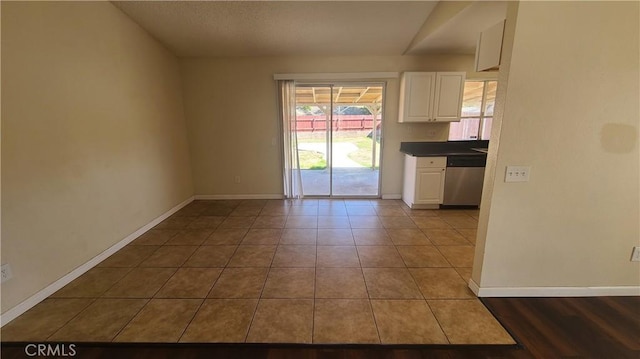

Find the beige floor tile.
[
  {"left": 201, "top": 205, "right": 234, "bottom": 216},
  {"left": 411, "top": 217, "right": 452, "bottom": 229},
  {"left": 208, "top": 267, "right": 269, "bottom": 298},
  {"left": 115, "top": 299, "right": 201, "bottom": 342},
  {"left": 184, "top": 245, "right": 237, "bottom": 267},
  {"left": 285, "top": 215, "right": 318, "bottom": 228},
  {"left": 410, "top": 268, "right": 475, "bottom": 299},
  {"left": 397, "top": 246, "right": 451, "bottom": 267},
  {"left": 241, "top": 228, "right": 282, "bottom": 245},
  {"left": 186, "top": 216, "right": 225, "bottom": 230},
  {"left": 380, "top": 216, "right": 418, "bottom": 229},
  {"left": 174, "top": 203, "right": 207, "bottom": 217},
  {"left": 131, "top": 229, "right": 179, "bottom": 246},
  {"left": 317, "top": 229, "right": 354, "bottom": 245},
  {"left": 103, "top": 267, "right": 176, "bottom": 298},
  {"left": 272, "top": 245, "right": 316, "bottom": 267},
  {"left": 155, "top": 268, "right": 222, "bottom": 298},
  {"left": 246, "top": 299, "right": 313, "bottom": 343},
  {"left": 405, "top": 209, "right": 439, "bottom": 217},
  {"left": 348, "top": 216, "right": 383, "bottom": 229},
  {"left": 317, "top": 216, "right": 351, "bottom": 228},
  {"left": 262, "top": 268, "right": 315, "bottom": 298},
  {"left": 227, "top": 245, "right": 276, "bottom": 267},
  {"left": 260, "top": 206, "right": 290, "bottom": 216},
  {"left": 352, "top": 229, "right": 393, "bottom": 246},
  {"left": 203, "top": 228, "right": 248, "bottom": 245},
  {"left": 374, "top": 206, "right": 407, "bottom": 217},
  {"left": 97, "top": 245, "right": 158, "bottom": 267},
  {"left": 346, "top": 206, "right": 377, "bottom": 216},
  {"left": 428, "top": 299, "right": 515, "bottom": 344},
  {"left": 441, "top": 216, "right": 478, "bottom": 229},
  {"left": 139, "top": 246, "right": 198, "bottom": 267},
  {"left": 437, "top": 246, "right": 475, "bottom": 267},
  {"left": 357, "top": 246, "right": 405, "bottom": 267},
  {"left": 180, "top": 299, "right": 258, "bottom": 342},
  {"left": 251, "top": 216, "right": 286, "bottom": 229},
  {"left": 52, "top": 267, "right": 130, "bottom": 298},
  {"left": 436, "top": 210, "right": 470, "bottom": 217},
  {"left": 316, "top": 246, "right": 361, "bottom": 267},
  {"left": 455, "top": 267, "right": 473, "bottom": 282},
  {"left": 317, "top": 206, "right": 348, "bottom": 216},
  {"left": 343, "top": 199, "right": 371, "bottom": 206},
  {"left": 362, "top": 268, "right": 422, "bottom": 299},
  {"left": 230, "top": 207, "right": 263, "bottom": 217},
  {"left": 165, "top": 229, "right": 213, "bottom": 246},
  {"left": 154, "top": 216, "right": 197, "bottom": 230},
  {"left": 220, "top": 216, "right": 257, "bottom": 228},
  {"left": 387, "top": 229, "right": 432, "bottom": 246},
  {"left": 371, "top": 300, "right": 448, "bottom": 344},
  {"left": 464, "top": 209, "right": 480, "bottom": 219},
  {"left": 49, "top": 299, "right": 147, "bottom": 341},
  {"left": 0, "top": 298, "right": 93, "bottom": 341},
  {"left": 456, "top": 228, "right": 478, "bottom": 244},
  {"left": 289, "top": 206, "right": 319, "bottom": 216},
  {"left": 423, "top": 229, "right": 471, "bottom": 246},
  {"left": 315, "top": 268, "right": 367, "bottom": 298},
  {"left": 313, "top": 299, "right": 379, "bottom": 344},
  {"left": 280, "top": 228, "right": 317, "bottom": 245},
  {"left": 370, "top": 199, "right": 403, "bottom": 206}
]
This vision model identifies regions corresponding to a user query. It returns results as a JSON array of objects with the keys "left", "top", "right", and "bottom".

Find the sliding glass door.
[{"left": 294, "top": 83, "right": 383, "bottom": 197}]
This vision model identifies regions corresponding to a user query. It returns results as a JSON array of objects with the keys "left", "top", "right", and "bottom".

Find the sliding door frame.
[{"left": 294, "top": 80, "right": 386, "bottom": 198}]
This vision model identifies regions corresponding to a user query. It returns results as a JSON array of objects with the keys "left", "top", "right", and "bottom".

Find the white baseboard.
[
  {"left": 0, "top": 196, "right": 195, "bottom": 327},
  {"left": 469, "top": 280, "right": 640, "bottom": 297},
  {"left": 195, "top": 194, "right": 284, "bottom": 200},
  {"left": 381, "top": 194, "right": 402, "bottom": 200}
]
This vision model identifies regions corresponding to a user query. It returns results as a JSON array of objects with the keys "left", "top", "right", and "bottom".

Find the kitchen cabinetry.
[
  {"left": 398, "top": 72, "right": 465, "bottom": 123},
  {"left": 475, "top": 20, "right": 505, "bottom": 72},
  {"left": 402, "top": 155, "right": 446, "bottom": 209}
]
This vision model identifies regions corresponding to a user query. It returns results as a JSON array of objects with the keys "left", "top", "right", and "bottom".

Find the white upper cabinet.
[
  {"left": 475, "top": 20, "right": 506, "bottom": 72},
  {"left": 398, "top": 72, "right": 465, "bottom": 123}
]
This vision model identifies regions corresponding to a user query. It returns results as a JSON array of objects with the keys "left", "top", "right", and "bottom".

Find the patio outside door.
[{"left": 294, "top": 83, "right": 383, "bottom": 197}]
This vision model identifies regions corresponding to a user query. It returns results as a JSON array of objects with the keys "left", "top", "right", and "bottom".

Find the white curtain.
[{"left": 278, "top": 80, "right": 303, "bottom": 198}]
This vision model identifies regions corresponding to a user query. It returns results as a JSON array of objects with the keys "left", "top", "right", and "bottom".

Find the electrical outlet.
[
  {"left": 505, "top": 166, "right": 530, "bottom": 182},
  {"left": 234, "top": 175, "right": 241, "bottom": 184},
  {"left": 631, "top": 247, "right": 640, "bottom": 262},
  {"left": 1, "top": 264, "right": 13, "bottom": 283}
]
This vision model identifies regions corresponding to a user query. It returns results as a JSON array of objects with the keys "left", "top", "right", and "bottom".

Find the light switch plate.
[
  {"left": 631, "top": 247, "right": 640, "bottom": 262},
  {"left": 505, "top": 166, "right": 530, "bottom": 182}
]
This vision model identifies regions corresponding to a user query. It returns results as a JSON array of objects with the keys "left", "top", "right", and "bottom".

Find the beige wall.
[
  {"left": 473, "top": 1, "right": 640, "bottom": 289},
  {"left": 181, "top": 55, "right": 480, "bottom": 197},
  {"left": 1, "top": 2, "right": 194, "bottom": 312}
]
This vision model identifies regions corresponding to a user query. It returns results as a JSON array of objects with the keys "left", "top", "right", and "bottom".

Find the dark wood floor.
[{"left": 2, "top": 296, "right": 638, "bottom": 358}]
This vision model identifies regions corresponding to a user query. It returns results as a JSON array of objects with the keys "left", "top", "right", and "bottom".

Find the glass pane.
[
  {"left": 481, "top": 117, "right": 493, "bottom": 140},
  {"left": 461, "top": 81, "right": 484, "bottom": 117},
  {"left": 448, "top": 118, "right": 480, "bottom": 141},
  {"left": 484, "top": 81, "right": 497, "bottom": 116},
  {"left": 331, "top": 85, "right": 381, "bottom": 196},
  {"left": 295, "top": 86, "right": 331, "bottom": 196}
]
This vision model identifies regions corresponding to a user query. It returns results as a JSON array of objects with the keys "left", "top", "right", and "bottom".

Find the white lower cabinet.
[{"left": 402, "top": 155, "right": 446, "bottom": 208}]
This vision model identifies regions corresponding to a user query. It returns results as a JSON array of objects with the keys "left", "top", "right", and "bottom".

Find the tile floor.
[{"left": 1, "top": 199, "right": 515, "bottom": 345}]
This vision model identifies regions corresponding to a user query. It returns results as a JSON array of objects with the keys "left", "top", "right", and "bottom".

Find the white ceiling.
[{"left": 112, "top": 1, "right": 507, "bottom": 58}]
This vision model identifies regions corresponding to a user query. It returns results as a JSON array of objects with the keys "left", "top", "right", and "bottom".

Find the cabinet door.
[
  {"left": 432, "top": 72, "right": 465, "bottom": 122},
  {"left": 398, "top": 72, "right": 435, "bottom": 122},
  {"left": 415, "top": 168, "right": 445, "bottom": 204},
  {"left": 475, "top": 20, "right": 505, "bottom": 72}
]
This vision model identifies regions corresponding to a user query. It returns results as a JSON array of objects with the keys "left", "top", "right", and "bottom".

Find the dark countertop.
[{"left": 400, "top": 140, "right": 489, "bottom": 157}]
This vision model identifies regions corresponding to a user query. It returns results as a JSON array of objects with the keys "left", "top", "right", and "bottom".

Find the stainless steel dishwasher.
[{"left": 442, "top": 155, "right": 486, "bottom": 207}]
